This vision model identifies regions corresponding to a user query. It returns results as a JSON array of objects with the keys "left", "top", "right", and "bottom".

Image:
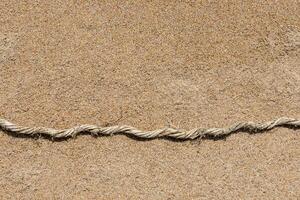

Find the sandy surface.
[{"left": 0, "top": 0, "right": 299, "bottom": 199}]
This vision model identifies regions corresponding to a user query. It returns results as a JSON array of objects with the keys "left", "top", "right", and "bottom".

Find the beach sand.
[{"left": 0, "top": 1, "right": 299, "bottom": 199}]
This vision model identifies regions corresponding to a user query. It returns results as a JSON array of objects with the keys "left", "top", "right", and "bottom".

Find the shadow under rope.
[{"left": 0, "top": 124, "right": 299, "bottom": 143}]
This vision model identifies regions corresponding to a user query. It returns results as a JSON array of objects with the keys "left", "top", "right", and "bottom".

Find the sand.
[{"left": 0, "top": 0, "right": 299, "bottom": 199}]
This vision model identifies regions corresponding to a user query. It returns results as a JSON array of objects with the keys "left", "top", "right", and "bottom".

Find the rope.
[{"left": 0, "top": 117, "right": 299, "bottom": 140}]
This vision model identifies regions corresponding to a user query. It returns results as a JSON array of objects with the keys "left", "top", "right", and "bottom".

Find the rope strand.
[{"left": 0, "top": 117, "right": 299, "bottom": 140}]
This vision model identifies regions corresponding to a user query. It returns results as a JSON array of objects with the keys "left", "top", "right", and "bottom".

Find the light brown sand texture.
[{"left": 0, "top": 1, "right": 299, "bottom": 199}]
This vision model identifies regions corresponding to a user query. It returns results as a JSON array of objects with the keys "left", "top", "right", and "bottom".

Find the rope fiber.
[{"left": 0, "top": 117, "right": 299, "bottom": 140}]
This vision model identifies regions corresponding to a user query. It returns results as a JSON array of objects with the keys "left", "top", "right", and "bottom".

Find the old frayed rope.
[{"left": 0, "top": 117, "right": 299, "bottom": 140}]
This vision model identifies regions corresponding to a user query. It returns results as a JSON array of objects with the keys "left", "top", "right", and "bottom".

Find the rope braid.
[{"left": 0, "top": 117, "right": 299, "bottom": 140}]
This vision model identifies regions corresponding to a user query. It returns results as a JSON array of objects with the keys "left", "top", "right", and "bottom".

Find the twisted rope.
[{"left": 0, "top": 117, "right": 299, "bottom": 140}]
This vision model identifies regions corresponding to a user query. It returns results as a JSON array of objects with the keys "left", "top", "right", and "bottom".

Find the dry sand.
[{"left": 0, "top": 0, "right": 299, "bottom": 199}]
